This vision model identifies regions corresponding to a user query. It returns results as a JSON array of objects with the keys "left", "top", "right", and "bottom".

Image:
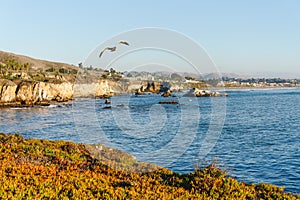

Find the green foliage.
[
  {"left": 0, "top": 60, "right": 32, "bottom": 80},
  {"left": 185, "top": 76, "right": 195, "bottom": 80},
  {"left": 110, "top": 68, "right": 116, "bottom": 74},
  {"left": 3, "top": 59, "right": 30, "bottom": 71},
  {"left": 0, "top": 133, "right": 298, "bottom": 199}
]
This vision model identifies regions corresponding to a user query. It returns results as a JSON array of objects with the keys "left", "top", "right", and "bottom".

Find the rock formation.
[
  {"left": 162, "top": 89, "right": 171, "bottom": 97},
  {"left": 135, "top": 82, "right": 159, "bottom": 95},
  {"left": 105, "top": 99, "right": 111, "bottom": 104},
  {"left": 158, "top": 100, "right": 178, "bottom": 104},
  {"left": 0, "top": 79, "right": 116, "bottom": 106},
  {"left": 183, "top": 88, "right": 228, "bottom": 97},
  {"left": 135, "top": 82, "right": 168, "bottom": 95}
]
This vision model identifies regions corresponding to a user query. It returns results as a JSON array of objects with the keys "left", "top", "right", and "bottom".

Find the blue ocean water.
[{"left": 0, "top": 88, "right": 299, "bottom": 193}]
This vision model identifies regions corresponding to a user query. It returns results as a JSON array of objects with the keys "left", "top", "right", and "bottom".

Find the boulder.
[
  {"left": 105, "top": 99, "right": 111, "bottom": 104},
  {"left": 135, "top": 88, "right": 143, "bottom": 95},
  {"left": 183, "top": 88, "right": 228, "bottom": 97},
  {"left": 194, "top": 88, "right": 211, "bottom": 97},
  {"left": 162, "top": 89, "right": 171, "bottom": 97}
]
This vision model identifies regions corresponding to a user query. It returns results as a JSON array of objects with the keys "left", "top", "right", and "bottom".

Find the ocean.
[{"left": 0, "top": 88, "right": 299, "bottom": 193}]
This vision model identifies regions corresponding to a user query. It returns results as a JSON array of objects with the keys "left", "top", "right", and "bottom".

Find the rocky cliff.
[{"left": 0, "top": 79, "right": 116, "bottom": 106}]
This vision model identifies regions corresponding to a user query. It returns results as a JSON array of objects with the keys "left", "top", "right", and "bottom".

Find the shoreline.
[
  {"left": 1, "top": 86, "right": 299, "bottom": 108},
  {"left": 0, "top": 71, "right": 299, "bottom": 108}
]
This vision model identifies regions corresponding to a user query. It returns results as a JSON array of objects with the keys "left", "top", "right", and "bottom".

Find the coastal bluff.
[{"left": 0, "top": 79, "right": 115, "bottom": 106}]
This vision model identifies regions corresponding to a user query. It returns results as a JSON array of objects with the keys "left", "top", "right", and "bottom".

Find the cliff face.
[
  {"left": 0, "top": 79, "right": 115, "bottom": 106},
  {"left": 0, "top": 80, "right": 17, "bottom": 102},
  {"left": 73, "top": 79, "right": 114, "bottom": 98}
]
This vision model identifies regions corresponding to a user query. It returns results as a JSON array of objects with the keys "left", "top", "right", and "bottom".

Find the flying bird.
[
  {"left": 118, "top": 40, "right": 130, "bottom": 46},
  {"left": 99, "top": 40, "right": 130, "bottom": 58},
  {"left": 99, "top": 46, "right": 117, "bottom": 58}
]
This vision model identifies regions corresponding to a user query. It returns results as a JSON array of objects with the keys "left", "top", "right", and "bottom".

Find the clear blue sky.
[{"left": 1, "top": 0, "right": 300, "bottom": 77}]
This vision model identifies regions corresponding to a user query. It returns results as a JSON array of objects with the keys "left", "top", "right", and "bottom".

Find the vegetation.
[
  {"left": 0, "top": 50, "right": 78, "bottom": 81},
  {"left": 99, "top": 68, "right": 123, "bottom": 80},
  {"left": 0, "top": 133, "right": 298, "bottom": 199},
  {"left": 0, "top": 59, "right": 77, "bottom": 83},
  {"left": 185, "top": 76, "right": 195, "bottom": 80},
  {"left": 0, "top": 60, "right": 30, "bottom": 80},
  {"left": 0, "top": 59, "right": 30, "bottom": 71}
]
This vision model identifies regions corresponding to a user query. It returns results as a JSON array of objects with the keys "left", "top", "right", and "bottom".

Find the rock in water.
[
  {"left": 183, "top": 88, "right": 228, "bottom": 97},
  {"left": 162, "top": 89, "right": 171, "bottom": 97},
  {"left": 159, "top": 100, "right": 179, "bottom": 104},
  {"left": 135, "top": 88, "right": 143, "bottom": 95},
  {"left": 105, "top": 99, "right": 111, "bottom": 104}
]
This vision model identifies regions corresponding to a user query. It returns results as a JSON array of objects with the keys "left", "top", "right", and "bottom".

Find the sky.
[{"left": 1, "top": 0, "right": 300, "bottom": 78}]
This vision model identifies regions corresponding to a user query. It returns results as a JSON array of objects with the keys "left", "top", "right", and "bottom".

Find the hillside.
[{"left": 0, "top": 50, "right": 78, "bottom": 73}]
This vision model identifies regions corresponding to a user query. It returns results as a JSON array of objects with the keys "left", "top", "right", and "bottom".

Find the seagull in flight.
[
  {"left": 99, "top": 46, "right": 116, "bottom": 58},
  {"left": 118, "top": 40, "right": 130, "bottom": 46},
  {"left": 99, "top": 40, "right": 130, "bottom": 58}
]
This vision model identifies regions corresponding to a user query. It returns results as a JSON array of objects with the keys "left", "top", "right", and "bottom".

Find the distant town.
[
  {"left": 93, "top": 67, "right": 300, "bottom": 88},
  {"left": 218, "top": 77, "right": 300, "bottom": 88}
]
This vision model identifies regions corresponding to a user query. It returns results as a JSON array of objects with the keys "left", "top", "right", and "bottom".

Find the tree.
[
  {"left": 185, "top": 76, "right": 195, "bottom": 80},
  {"left": 23, "top": 63, "right": 30, "bottom": 72},
  {"left": 110, "top": 68, "right": 116, "bottom": 74}
]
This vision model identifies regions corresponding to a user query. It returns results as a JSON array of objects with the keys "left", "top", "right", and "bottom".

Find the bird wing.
[
  {"left": 119, "top": 40, "right": 129, "bottom": 46},
  {"left": 99, "top": 47, "right": 114, "bottom": 57},
  {"left": 99, "top": 48, "right": 107, "bottom": 58},
  {"left": 99, "top": 49, "right": 105, "bottom": 58}
]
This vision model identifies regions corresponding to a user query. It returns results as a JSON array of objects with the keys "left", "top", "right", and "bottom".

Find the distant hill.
[
  {"left": 124, "top": 70, "right": 248, "bottom": 80},
  {"left": 0, "top": 50, "right": 78, "bottom": 72},
  {"left": 201, "top": 72, "right": 249, "bottom": 80}
]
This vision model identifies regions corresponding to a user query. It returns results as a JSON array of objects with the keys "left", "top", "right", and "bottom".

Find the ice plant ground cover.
[{"left": 0, "top": 133, "right": 299, "bottom": 199}]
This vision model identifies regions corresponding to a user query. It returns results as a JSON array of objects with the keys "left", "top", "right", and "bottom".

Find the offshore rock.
[
  {"left": 162, "top": 89, "right": 171, "bottom": 97},
  {"left": 183, "top": 88, "right": 228, "bottom": 97},
  {"left": 135, "top": 82, "right": 161, "bottom": 95}
]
